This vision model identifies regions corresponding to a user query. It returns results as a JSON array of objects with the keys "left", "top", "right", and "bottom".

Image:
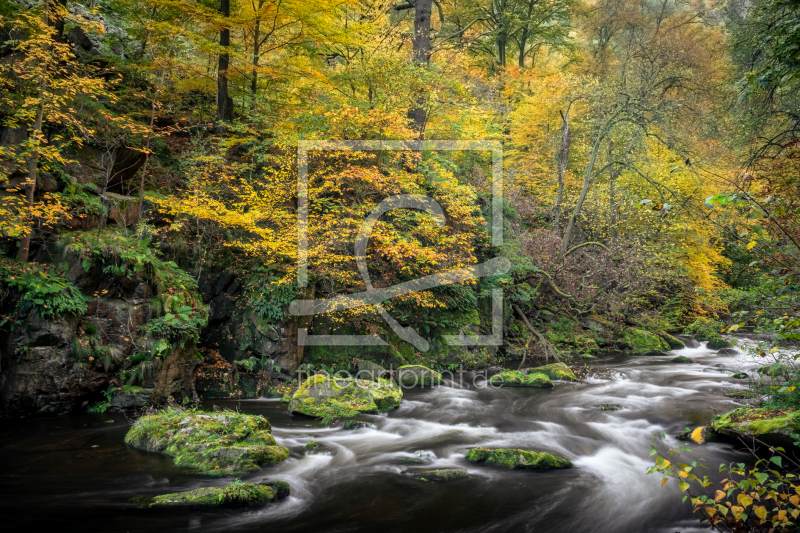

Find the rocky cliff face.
[{"left": 0, "top": 233, "right": 207, "bottom": 415}]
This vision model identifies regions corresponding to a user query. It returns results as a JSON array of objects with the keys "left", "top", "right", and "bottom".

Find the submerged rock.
[
  {"left": 669, "top": 356, "right": 693, "bottom": 363},
  {"left": 141, "top": 481, "right": 284, "bottom": 507},
  {"left": 489, "top": 370, "right": 554, "bottom": 388},
  {"left": 466, "top": 447, "right": 572, "bottom": 469},
  {"left": 288, "top": 375, "right": 402, "bottom": 420},
  {"left": 402, "top": 468, "right": 470, "bottom": 482},
  {"left": 343, "top": 420, "right": 375, "bottom": 430},
  {"left": 397, "top": 365, "right": 444, "bottom": 386},
  {"left": 731, "top": 372, "right": 748, "bottom": 379},
  {"left": 710, "top": 407, "right": 800, "bottom": 442},
  {"left": 528, "top": 362, "right": 579, "bottom": 382},
  {"left": 599, "top": 404, "right": 623, "bottom": 411},
  {"left": 125, "top": 409, "right": 289, "bottom": 476},
  {"left": 303, "top": 441, "right": 319, "bottom": 451},
  {"left": 717, "top": 348, "right": 738, "bottom": 355}
]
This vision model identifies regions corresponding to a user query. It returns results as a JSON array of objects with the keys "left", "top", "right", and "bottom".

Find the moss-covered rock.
[
  {"left": 529, "top": 362, "right": 578, "bottom": 382},
  {"left": 288, "top": 375, "right": 402, "bottom": 421},
  {"left": 669, "top": 356, "right": 693, "bottom": 363},
  {"left": 465, "top": 447, "right": 572, "bottom": 470},
  {"left": 731, "top": 372, "right": 748, "bottom": 379},
  {"left": 621, "top": 328, "right": 671, "bottom": 355},
  {"left": 707, "top": 337, "right": 729, "bottom": 350},
  {"left": 262, "top": 481, "right": 290, "bottom": 499},
  {"left": 402, "top": 468, "right": 470, "bottom": 482},
  {"left": 356, "top": 360, "right": 388, "bottom": 381},
  {"left": 489, "top": 370, "right": 554, "bottom": 388},
  {"left": 397, "top": 365, "right": 444, "bottom": 386},
  {"left": 143, "top": 481, "right": 277, "bottom": 507},
  {"left": 710, "top": 407, "right": 800, "bottom": 440},
  {"left": 659, "top": 332, "right": 686, "bottom": 350},
  {"left": 125, "top": 408, "right": 289, "bottom": 476}
]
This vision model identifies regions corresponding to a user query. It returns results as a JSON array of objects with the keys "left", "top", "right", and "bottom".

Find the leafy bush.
[{"left": 0, "top": 257, "right": 87, "bottom": 318}]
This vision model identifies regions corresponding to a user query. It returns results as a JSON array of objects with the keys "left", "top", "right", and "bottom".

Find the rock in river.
[
  {"left": 402, "top": 468, "right": 470, "bottom": 482},
  {"left": 125, "top": 409, "right": 289, "bottom": 476},
  {"left": 289, "top": 375, "right": 402, "bottom": 420},
  {"left": 489, "top": 370, "right": 553, "bottom": 388},
  {"left": 140, "top": 480, "right": 289, "bottom": 507},
  {"left": 397, "top": 365, "right": 444, "bottom": 386},
  {"left": 465, "top": 447, "right": 572, "bottom": 470}
]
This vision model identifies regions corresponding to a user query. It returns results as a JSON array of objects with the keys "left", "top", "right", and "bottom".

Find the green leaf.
[{"left": 771, "top": 456, "right": 782, "bottom": 467}]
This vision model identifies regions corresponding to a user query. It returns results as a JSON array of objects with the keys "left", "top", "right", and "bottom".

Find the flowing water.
[{"left": 0, "top": 342, "right": 761, "bottom": 533}]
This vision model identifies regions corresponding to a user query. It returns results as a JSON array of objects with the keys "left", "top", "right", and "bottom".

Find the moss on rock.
[
  {"left": 397, "top": 365, "right": 444, "bottom": 386},
  {"left": 465, "top": 447, "right": 572, "bottom": 469},
  {"left": 622, "top": 328, "right": 671, "bottom": 355},
  {"left": 659, "top": 332, "right": 686, "bottom": 350},
  {"left": 529, "top": 362, "right": 578, "bottom": 382},
  {"left": 402, "top": 468, "right": 470, "bottom": 482},
  {"left": 124, "top": 408, "right": 289, "bottom": 476},
  {"left": 262, "top": 481, "right": 290, "bottom": 499},
  {"left": 288, "top": 375, "right": 402, "bottom": 421},
  {"left": 707, "top": 337, "right": 729, "bottom": 350},
  {"left": 710, "top": 407, "right": 800, "bottom": 439},
  {"left": 489, "top": 370, "right": 554, "bottom": 388},
  {"left": 144, "top": 481, "right": 277, "bottom": 507},
  {"left": 670, "top": 356, "right": 693, "bottom": 363}
]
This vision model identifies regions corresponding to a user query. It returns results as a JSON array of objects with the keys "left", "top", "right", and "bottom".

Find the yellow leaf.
[
  {"left": 690, "top": 426, "right": 706, "bottom": 444},
  {"left": 731, "top": 505, "right": 744, "bottom": 521},
  {"left": 738, "top": 493, "right": 753, "bottom": 508},
  {"left": 754, "top": 505, "right": 767, "bottom": 520},
  {"left": 679, "top": 481, "right": 690, "bottom": 492},
  {"left": 747, "top": 241, "right": 757, "bottom": 250},
  {"left": 661, "top": 478, "right": 670, "bottom": 487},
  {"left": 790, "top": 494, "right": 800, "bottom": 506},
  {"left": 715, "top": 490, "right": 726, "bottom": 502}
]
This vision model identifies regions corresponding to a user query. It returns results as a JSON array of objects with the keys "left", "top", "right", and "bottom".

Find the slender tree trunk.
[
  {"left": 251, "top": 17, "right": 260, "bottom": 104},
  {"left": 18, "top": 1, "right": 49, "bottom": 262},
  {"left": 553, "top": 109, "right": 570, "bottom": 232},
  {"left": 137, "top": 100, "right": 157, "bottom": 225},
  {"left": 216, "top": 0, "right": 233, "bottom": 131},
  {"left": 408, "top": 0, "right": 432, "bottom": 138},
  {"left": 609, "top": 164, "right": 619, "bottom": 243}
]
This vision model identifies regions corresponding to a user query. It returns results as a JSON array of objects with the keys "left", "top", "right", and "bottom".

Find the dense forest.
[{"left": 1, "top": 0, "right": 800, "bottom": 531}]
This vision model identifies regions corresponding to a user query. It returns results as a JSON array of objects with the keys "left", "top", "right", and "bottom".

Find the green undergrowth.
[
  {"left": 0, "top": 256, "right": 87, "bottom": 319},
  {"left": 124, "top": 407, "right": 289, "bottom": 475}
]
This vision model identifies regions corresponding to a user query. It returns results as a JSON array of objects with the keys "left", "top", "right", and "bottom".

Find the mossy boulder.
[
  {"left": 621, "top": 328, "right": 670, "bottom": 355},
  {"left": 263, "top": 481, "right": 291, "bottom": 499},
  {"left": 125, "top": 409, "right": 289, "bottom": 476},
  {"left": 710, "top": 407, "right": 800, "bottom": 441},
  {"left": 659, "top": 332, "right": 686, "bottom": 350},
  {"left": 669, "top": 356, "right": 693, "bottom": 363},
  {"left": 706, "top": 337, "right": 729, "bottom": 350},
  {"left": 288, "top": 375, "right": 402, "bottom": 421},
  {"left": 402, "top": 468, "right": 470, "bottom": 482},
  {"left": 397, "top": 365, "right": 444, "bottom": 386},
  {"left": 489, "top": 370, "right": 553, "bottom": 388},
  {"left": 529, "top": 362, "right": 578, "bottom": 382},
  {"left": 356, "top": 360, "right": 388, "bottom": 381},
  {"left": 143, "top": 481, "right": 280, "bottom": 507},
  {"left": 465, "top": 447, "right": 572, "bottom": 470}
]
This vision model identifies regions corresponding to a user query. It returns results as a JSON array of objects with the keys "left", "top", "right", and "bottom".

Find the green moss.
[
  {"left": 289, "top": 375, "right": 402, "bottom": 422},
  {"left": 669, "top": 356, "right": 693, "bottom": 363},
  {"left": 397, "top": 365, "right": 444, "bottom": 386},
  {"left": 124, "top": 408, "right": 289, "bottom": 475},
  {"left": 489, "top": 370, "right": 554, "bottom": 388},
  {"left": 303, "top": 441, "right": 319, "bottom": 451},
  {"left": 144, "top": 481, "right": 276, "bottom": 507},
  {"left": 707, "top": 337, "right": 729, "bottom": 350},
  {"left": 530, "top": 362, "right": 578, "bottom": 382},
  {"left": 622, "top": 328, "right": 670, "bottom": 355},
  {"left": 465, "top": 447, "right": 572, "bottom": 469},
  {"left": 659, "top": 332, "right": 685, "bottom": 350},
  {"left": 402, "top": 468, "right": 470, "bottom": 481},
  {"left": 710, "top": 407, "right": 800, "bottom": 437},
  {"left": 262, "top": 481, "right": 290, "bottom": 499}
]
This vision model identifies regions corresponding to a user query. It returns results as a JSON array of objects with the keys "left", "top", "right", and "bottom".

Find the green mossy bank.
[
  {"left": 710, "top": 408, "right": 800, "bottom": 440},
  {"left": 125, "top": 409, "right": 289, "bottom": 475},
  {"left": 465, "top": 447, "right": 572, "bottom": 469},
  {"left": 397, "top": 365, "right": 444, "bottom": 386},
  {"left": 288, "top": 375, "right": 402, "bottom": 421}
]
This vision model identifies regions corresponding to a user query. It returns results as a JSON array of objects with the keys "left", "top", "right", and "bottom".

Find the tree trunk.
[
  {"left": 609, "top": 164, "right": 619, "bottom": 243},
  {"left": 251, "top": 17, "right": 260, "bottom": 103},
  {"left": 18, "top": 1, "right": 49, "bottom": 262},
  {"left": 553, "top": 109, "right": 570, "bottom": 232},
  {"left": 216, "top": 0, "right": 233, "bottom": 131},
  {"left": 408, "top": 0, "right": 432, "bottom": 137}
]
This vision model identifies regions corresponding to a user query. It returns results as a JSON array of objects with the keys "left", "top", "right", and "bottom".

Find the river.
[{"left": 0, "top": 341, "right": 758, "bottom": 532}]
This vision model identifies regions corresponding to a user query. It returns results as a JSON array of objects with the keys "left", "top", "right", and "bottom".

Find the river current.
[{"left": 0, "top": 342, "right": 759, "bottom": 532}]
